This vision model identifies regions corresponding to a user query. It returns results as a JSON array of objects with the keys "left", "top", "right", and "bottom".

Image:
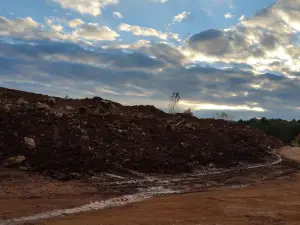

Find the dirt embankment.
[{"left": 0, "top": 87, "right": 284, "bottom": 177}]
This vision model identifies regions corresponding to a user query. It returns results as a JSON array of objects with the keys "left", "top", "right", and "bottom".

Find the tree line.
[
  {"left": 237, "top": 118, "right": 300, "bottom": 146},
  {"left": 168, "top": 92, "right": 300, "bottom": 145}
]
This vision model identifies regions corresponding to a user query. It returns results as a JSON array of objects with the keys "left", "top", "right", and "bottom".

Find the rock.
[
  {"left": 208, "top": 163, "right": 215, "bottom": 169},
  {"left": 4, "top": 104, "right": 11, "bottom": 111},
  {"left": 181, "top": 142, "right": 188, "bottom": 148},
  {"left": 36, "top": 102, "right": 50, "bottom": 110},
  {"left": 48, "top": 97, "right": 56, "bottom": 106},
  {"left": 16, "top": 98, "right": 28, "bottom": 105},
  {"left": 81, "top": 135, "right": 89, "bottom": 140},
  {"left": 53, "top": 111, "right": 63, "bottom": 118},
  {"left": 70, "top": 172, "right": 81, "bottom": 179},
  {"left": 65, "top": 105, "right": 74, "bottom": 111},
  {"left": 4, "top": 156, "right": 26, "bottom": 167},
  {"left": 186, "top": 123, "right": 194, "bottom": 129},
  {"left": 23, "top": 137, "right": 36, "bottom": 150},
  {"left": 218, "top": 152, "right": 224, "bottom": 156}
]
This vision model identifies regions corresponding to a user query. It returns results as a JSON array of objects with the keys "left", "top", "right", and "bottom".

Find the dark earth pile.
[{"left": 0, "top": 87, "right": 284, "bottom": 175}]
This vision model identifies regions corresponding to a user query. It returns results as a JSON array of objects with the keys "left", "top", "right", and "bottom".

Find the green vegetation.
[
  {"left": 215, "top": 112, "right": 234, "bottom": 121},
  {"left": 238, "top": 117, "right": 300, "bottom": 145}
]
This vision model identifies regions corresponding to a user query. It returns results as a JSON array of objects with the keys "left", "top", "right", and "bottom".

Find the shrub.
[
  {"left": 215, "top": 112, "right": 234, "bottom": 121},
  {"left": 183, "top": 108, "right": 193, "bottom": 116}
]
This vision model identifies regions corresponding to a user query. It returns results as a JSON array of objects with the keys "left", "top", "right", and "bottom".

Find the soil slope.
[{"left": 0, "top": 87, "right": 284, "bottom": 176}]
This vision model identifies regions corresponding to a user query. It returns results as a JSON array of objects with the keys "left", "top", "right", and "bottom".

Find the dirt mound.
[{"left": 0, "top": 87, "right": 284, "bottom": 175}]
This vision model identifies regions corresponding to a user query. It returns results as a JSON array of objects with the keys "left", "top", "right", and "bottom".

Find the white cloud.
[
  {"left": 68, "top": 19, "right": 84, "bottom": 28},
  {"left": 150, "top": 0, "right": 169, "bottom": 3},
  {"left": 45, "top": 17, "right": 53, "bottom": 26},
  {"left": 51, "top": 24, "right": 63, "bottom": 32},
  {"left": 73, "top": 23, "right": 119, "bottom": 41},
  {"left": 118, "top": 23, "right": 179, "bottom": 40},
  {"left": 224, "top": 12, "right": 234, "bottom": 19},
  {"left": 0, "top": 16, "right": 118, "bottom": 44},
  {"left": 51, "top": 0, "right": 119, "bottom": 16},
  {"left": 239, "top": 15, "right": 245, "bottom": 21},
  {"left": 180, "top": 100, "right": 266, "bottom": 112},
  {"left": 0, "top": 16, "right": 40, "bottom": 38},
  {"left": 113, "top": 12, "right": 123, "bottom": 19},
  {"left": 172, "top": 11, "right": 191, "bottom": 23}
]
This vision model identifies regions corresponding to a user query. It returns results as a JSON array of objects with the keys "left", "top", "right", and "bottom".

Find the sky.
[{"left": 0, "top": 0, "right": 299, "bottom": 120}]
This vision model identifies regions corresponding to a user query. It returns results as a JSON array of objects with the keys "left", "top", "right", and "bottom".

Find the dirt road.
[
  {"left": 280, "top": 146, "right": 300, "bottom": 163},
  {"left": 44, "top": 172, "right": 300, "bottom": 225},
  {"left": 1, "top": 146, "right": 299, "bottom": 225}
]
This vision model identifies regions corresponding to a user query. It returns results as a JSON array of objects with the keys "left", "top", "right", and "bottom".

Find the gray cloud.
[
  {"left": 1, "top": 38, "right": 300, "bottom": 119},
  {"left": 188, "top": 29, "right": 231, "bottom": 55},
  {"left": 0, "top": 40, "right": 164, "bottom": 71},
  {"left": 1, "top": 1, "right": 300, "bottom": 119},
  {"left": 118, "top": 23, "right": 179, "bottom": 40},
  {"left": 187, "top": 0, "right": 300, "bottom": 77}
]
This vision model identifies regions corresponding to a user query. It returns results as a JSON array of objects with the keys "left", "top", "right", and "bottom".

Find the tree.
[
  {"left": 215, "top": 112, "right": 234, "bottom": 121},
  {"left": 183, "top": 108, "right": 193, "bottom": 116},
  {"left": 169, "top": 92, "right": 180, "bottom": 114}
]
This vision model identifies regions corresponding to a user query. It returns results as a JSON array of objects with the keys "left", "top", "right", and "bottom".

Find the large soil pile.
[{"left": 0, "top": 87, "right": 284, "bottom": 175}]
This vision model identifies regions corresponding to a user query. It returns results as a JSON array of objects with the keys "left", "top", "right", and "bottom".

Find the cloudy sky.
[{"left": 0, "top": 0, "right": 299, "bottom": 119}]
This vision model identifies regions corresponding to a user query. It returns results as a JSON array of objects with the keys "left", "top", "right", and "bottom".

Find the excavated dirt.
[
  {"left": 1, "top": 87, "right": 300, "bottom": 225},
  {"left": 0, "top": 87, "right": 285, "bottom": 177}
]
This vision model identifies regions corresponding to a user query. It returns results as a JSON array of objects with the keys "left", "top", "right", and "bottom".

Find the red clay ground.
[
  {"left": 0, "top": 147, "right": 298, "bottom": 225},
  {"left": 0, "top": 169, "right": 106, "bottom": 220},
  {"left": 43, "top": 173, "right": 300, "bottom": 225},
  {"left": 41, "top": 147, "right": 300, "bottom": 225}
]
